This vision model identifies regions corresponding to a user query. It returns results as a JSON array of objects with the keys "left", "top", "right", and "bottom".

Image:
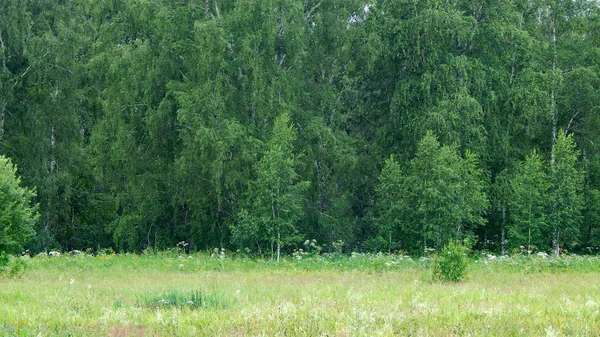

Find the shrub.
[
  {"left": 0, "top": 253, "right": 27, "bottom": 278},
  {"left": 0, "top": 155, "right": 38, "bottom": 256},
  {"left": 432, "top": 240, "right": 471, "bottom": 282}
]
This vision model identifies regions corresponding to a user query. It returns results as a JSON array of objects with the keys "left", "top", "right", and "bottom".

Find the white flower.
[{"left": 69, "top": 279, "right": 74, "bottom": 285}]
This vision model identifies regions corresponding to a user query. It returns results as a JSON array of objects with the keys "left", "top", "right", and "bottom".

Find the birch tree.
[
  {"left": 549, "top": 132, "right": 584, "bottom": 255},
  {"left": 233, "top": 113, "right": 309, "bottom": 261}
]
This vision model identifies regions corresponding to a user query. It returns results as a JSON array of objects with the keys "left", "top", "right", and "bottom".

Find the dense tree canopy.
[{"left": 1, "top": 0, "right": 599, "bottom": 255}]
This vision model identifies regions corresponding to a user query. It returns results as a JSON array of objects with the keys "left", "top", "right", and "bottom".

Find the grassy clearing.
[{"left": 1, "top": 252, "right": 600, "bottom": 336}]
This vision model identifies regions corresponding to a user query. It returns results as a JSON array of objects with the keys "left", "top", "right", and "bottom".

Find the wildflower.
[
  {"left": 179, "top": 264, "right": 184, "bottom": 269},
  {"left": 70, "top": 279, "right": 74, "bottom": 285}
]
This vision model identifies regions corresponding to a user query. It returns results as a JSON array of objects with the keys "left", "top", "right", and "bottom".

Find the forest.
[{"left": 1, "top": 0, "right": 600, "bottom": 256}]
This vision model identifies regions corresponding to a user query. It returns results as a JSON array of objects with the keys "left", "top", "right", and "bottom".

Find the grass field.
[{"left": 1, "top": 252, "right": 600, "bottom": 336}]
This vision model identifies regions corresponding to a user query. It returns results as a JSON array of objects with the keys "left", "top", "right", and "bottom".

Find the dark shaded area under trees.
[{"left": 1, "top": 0, "right": 600, "bottom": 256}]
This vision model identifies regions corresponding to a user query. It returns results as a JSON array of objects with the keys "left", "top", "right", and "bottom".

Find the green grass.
[{"left": 1, "top": 252, "right": 600, "bottom": 336}]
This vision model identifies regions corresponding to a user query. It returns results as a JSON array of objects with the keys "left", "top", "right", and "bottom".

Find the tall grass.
[{"left": 138, "top": 289, "right": 231, "bottom": 310}]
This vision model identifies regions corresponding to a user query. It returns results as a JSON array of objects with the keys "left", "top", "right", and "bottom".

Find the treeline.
[{"left": 1, "top": 0, "right": 600, "bottom": 255}]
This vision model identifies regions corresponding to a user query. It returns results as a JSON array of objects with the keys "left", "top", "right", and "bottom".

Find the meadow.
[{"left": 1, "top": 251, "right": 600, "bottom": 336}]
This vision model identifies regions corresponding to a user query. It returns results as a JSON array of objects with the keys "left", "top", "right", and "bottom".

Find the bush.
[
  {"left": 0, "top": 253, "right": 27, "bottom": 278},
  {"left": 432, "top": 240, "right": 471, "bottom": 282},
  {"left": 0, "top": 155, "right": 38, "bottom": 256}
]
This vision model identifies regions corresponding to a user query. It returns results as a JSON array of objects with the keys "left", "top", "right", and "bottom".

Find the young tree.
[
  {"left": 489, "top": 169, "right": 513, "bottom": 255},
  {"left": 375, "top": 155, "right": 404, "bottom": 252},
  {"left": 383, "top": 132, "right": 488, "bottom": 253},
  {"left": 549, "top": 131, "right": 584, "bottom": 255},
  {"left": 233, "top": 113, "right": 309, "bottom": 261},
  {"left": 0, "top": 156, "right": 38, "bottom": 255},
  {"left": 509, "top": 150, "right": 550, "bottom": 253}
]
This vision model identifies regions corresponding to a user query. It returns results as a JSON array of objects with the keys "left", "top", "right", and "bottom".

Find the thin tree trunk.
[
  {"left": 550, "top": 7, "right": 558, "bottom": 165},
  {"left": 0, "top": 103, "right": 5, "bottom": 139},
  {"left": 553, "top": 229, "right": 560, "bottom": 256},
  {"left": 256, "top": 240, "right": 262, "bottom": 255},
  {"left": 43, "top": 211, "right": 49, "bottom": 252},
  {"left": 0, "top": 29, "right": 6, "bottom": 70},
  {"left": 436, "top": 213, "right": 441, "bottom": 250},
  {"left": 277, "top": 229, "right": 281, "bottom": 262},
  {"left": 528, "top": 227, "right": 531, "bottom": 256},
  {"left": 501, "top": 206, "right": 506, "bottom": 256},
  {"left": 147, "top": 224, "right": 153, "bottom": 249},
  {"left": 550, "top": 14, "right": 559, "bottom": 257}
]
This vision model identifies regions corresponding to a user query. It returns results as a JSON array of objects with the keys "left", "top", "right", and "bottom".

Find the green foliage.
[
  {"left": 232, "top": 113, "right": 309, "bottom": 259},
  {"left": 0, "top": 156, "right": 38, "bottom": 255},
  {"left": 378, "top": 132, "right": 488, "bottom": 253},
  {"left": 375, "top": 155, "right": 404, "bottom": 251},
  {"left": 432, "top": 240, "right": 472, "bottom": 283},
  {"left": 509, "top": 150, "right": 551, "bottom": 252},
  {"left": 0, "top": 253, "right": 27, "bottom": 278},
  {"left": 549, "top": 132, "right": 584, "bottom": 254},
  {"left": 1, "top": 0, "right": 600, "bottom": 255}
]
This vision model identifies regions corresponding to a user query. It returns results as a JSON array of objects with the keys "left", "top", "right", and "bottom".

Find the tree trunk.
[
  {"left": 277, "top": 229, "right": 281, "bottom": 262},
  {"left": 553, "top": 228, "right": 560, "bottom": 256},
  {"left": 501, "top": 206, "right": 506, "bottom": 256},
  {"left": 0, "top": 103, "right": 5, "bottom": 139},
  {"left": 0, "top": 29, "right": 6, "bottom": 70},
  {"left": 528, "top": 227, "right": 531, "bottom": 256},
  {"left": 43, "top": 211, "right": 50, "bottom": 252},
  {"left": 549, "top": 6, "right": 558, "bottom": 165}
]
